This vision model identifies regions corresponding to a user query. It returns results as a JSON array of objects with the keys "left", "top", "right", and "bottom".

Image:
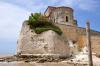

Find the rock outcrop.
[{"left": 17, "top": 21, "right": 71, "bottom": 57}]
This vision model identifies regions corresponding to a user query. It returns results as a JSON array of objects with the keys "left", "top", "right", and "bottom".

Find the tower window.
[{"left": 66, "top": 16, "right": 68, "bottom": 22}]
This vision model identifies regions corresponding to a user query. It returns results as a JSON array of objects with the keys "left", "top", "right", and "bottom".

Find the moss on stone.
[{"left": 27, "top": 13, "right": 62, "bottom": 35}]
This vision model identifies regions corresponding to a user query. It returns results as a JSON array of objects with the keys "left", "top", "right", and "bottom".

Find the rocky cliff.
[
  {"left": 17, "top": 20, "right": 100, "bottom": 58},
  {"left": 17, "top": 21, "right": 76, "bottom": 57}
]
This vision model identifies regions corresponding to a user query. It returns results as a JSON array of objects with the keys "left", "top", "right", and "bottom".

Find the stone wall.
[
  {"left": 45, "top": 6, "right": 77, "bottom": 26},
  {"left": 17, "top": 21, "right": 100, "bottom": 57},
  {"left": 17, "top": 21, "right": 71, "bottom": 57},
  {"left": 77, "top": 33, "right": 100, "bottom": 55},
  {"left": 56, "top": 24, "right": 100, "bottom": 56},
  {"left": 56, "top": 24, "right": 78, "bottom": 42},
  {"left": 51, "top": 8, "right": 76, "bottom": 26},
  {"left": 77, "top": 28, "right": 100, "bottom": 55},
  {"left": 77, "top": 27, "right": 100, "bottom": 36}
]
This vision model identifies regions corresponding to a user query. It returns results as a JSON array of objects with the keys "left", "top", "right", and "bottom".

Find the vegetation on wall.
[{"left": 27, "top": 13, "right": 62, "bottom": 35}]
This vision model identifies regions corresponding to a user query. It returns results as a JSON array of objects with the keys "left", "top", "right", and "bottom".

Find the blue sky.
[{"left": 0, "top": 0, "right": 100, "bottom": 54}]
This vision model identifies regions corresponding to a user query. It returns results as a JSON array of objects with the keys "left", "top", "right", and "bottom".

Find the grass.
[
  {"left": 27, "top": 13, "right": 62, "bottom": 35},
  {"left": 34, "top": 27, "right": 62, "bottom": 35}
]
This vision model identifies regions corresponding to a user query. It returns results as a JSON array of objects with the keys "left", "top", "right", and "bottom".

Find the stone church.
[{"left": 17, "top": 6, "right": 100, "bottom": 57}]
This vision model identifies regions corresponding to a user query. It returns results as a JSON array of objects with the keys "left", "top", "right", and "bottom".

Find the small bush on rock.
[{"left": 27, "top": 13, "right": 62, "bottom": 35}]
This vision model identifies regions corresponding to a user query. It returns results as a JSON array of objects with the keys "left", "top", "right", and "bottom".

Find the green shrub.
[
  {"left": 27, "top": 13, "right": 62, "bottom": 35},
  {"left": 34, "top": 27, "right": 62, "bottom": 35},
  {"left": 34, "top": 28, "right": 50, "bottom": 34}
]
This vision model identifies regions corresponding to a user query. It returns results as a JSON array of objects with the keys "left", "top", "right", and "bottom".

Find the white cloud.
[
  {"left": 1, "top": 0, "right": 99, "bottom": 12},
  {"left": 55, "top": 0, "right": 99, "bottom": 11},
  {"left": 0, "top": 2, "right": 30, "bottom": 40},
  {"left": 0, "top": 2, "right": 31, "bottom": 54},
  {"left": 78, "top": 0, "right": 99, "bottom": 11}
]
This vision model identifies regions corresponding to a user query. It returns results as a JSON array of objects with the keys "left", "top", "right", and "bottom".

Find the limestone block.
[{"left": 17, "top": 21, "right": 70, "bottom": 57}]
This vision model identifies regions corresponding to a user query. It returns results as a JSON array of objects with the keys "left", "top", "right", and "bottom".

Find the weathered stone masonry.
[{"left": 17, "top": 6, "right": 100, "bottom": 57}]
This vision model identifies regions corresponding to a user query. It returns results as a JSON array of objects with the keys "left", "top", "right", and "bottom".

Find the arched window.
[{"left": 66, "top": 16, "right": 68, "bottom": 22}]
